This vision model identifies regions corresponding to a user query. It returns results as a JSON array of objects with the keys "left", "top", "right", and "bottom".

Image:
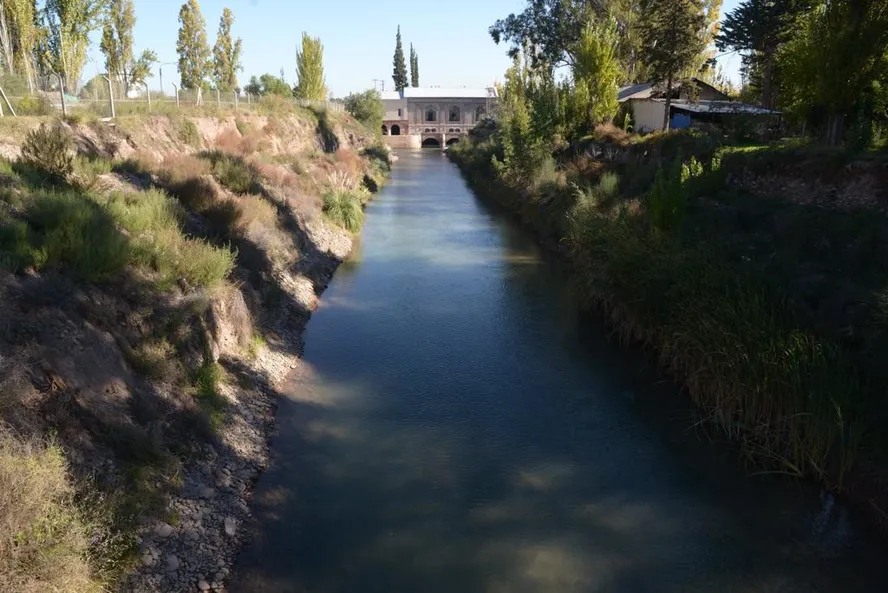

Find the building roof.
[
  {"left": 380, "top": 91, "right": 402, "bottom": 101},
  {"left": 402, "top": 87, "right": 497, "bottom": 99},
  {"left": 618, "top": 83, "right": 654, "bottom": 102},
  {"left": 618, "top": 78, "right": 731, "bottom": 103},
  {"left": 670, "top": 100, "right": 781, "bottom": 116}
]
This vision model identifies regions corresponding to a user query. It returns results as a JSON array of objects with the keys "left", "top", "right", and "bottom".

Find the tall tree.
[
  {"left": 100, "top": 0, "right": 157, "bottom": 92},
  {"left": 392, "top": 25, "right": 407, "bottom": 91},
  {"left": 176, "top": 0, "right": 211, "bottom": 90},
  {"left": 780, "top": 0, "right": 888, "bottom": 145},
  {"left": 42, "top": 0, "right": 104, "bottom": 91},
  {"left": 212, "top": 7, "right": 242, "bottom": 91},
  {"left": 638, "top": 0, "right": 707, "bottom": 130},
  {"left": 409, "top": 42, "right": 419, "bottom": 87},
  {"left": 569, "top": 17, "right": 621, "bottom": 133},
  {"left": 3, "top": 0, "right": 39, "bottom": 91},
  {"left": 717, "top": 0, "right": 810, "bottom": 109},
  {"left": 294, "top": 32, "right": 325, "bottom": 100}
]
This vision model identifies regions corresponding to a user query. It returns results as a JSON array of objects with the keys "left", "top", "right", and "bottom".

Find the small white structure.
[{"left": 618, "top": 78, "right": 780, "bottom": 133}]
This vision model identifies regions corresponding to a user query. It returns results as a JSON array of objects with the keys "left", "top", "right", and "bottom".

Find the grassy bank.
[
  {"left": 450, "top": 129, "right": 888, "bottom": 503},
  {"left": 0, "top": 111, "right": 388, "bottom": 589}
]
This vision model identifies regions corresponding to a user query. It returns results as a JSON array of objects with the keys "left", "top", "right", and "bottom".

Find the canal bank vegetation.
[
  {"left": 453, "top": 0, "right": 888, "bottom": 515},
  {"left": 0, "top": 106, "right": 388, "bottom": 589}
]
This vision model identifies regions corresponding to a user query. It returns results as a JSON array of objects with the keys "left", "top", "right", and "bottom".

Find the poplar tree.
[
  {"left": 3, "top": 0, "right": 39, "bottom": 91},
  {"left": 212, "top": 7, "right": 242, "bottom": 91},
  {"left": 100, "top": 0, "right": 157, "bottom": 92},
  {"left": 42, "top": 0, "right": 104, "bottom": 91},
  {"left": 392, "top": 25, "right": 407, "bottom": 91},
  {"left": 176, "top": 0, "right": 211, "bottom": 90},
  {"left": 638, "top": 0, "right": 707, "bottom": 130},
  {"left": 410, "top": 43, "right": 419, "bottom": 87},
  {"left": 294, "top": 32, "right": 326, "bottom": 100}
]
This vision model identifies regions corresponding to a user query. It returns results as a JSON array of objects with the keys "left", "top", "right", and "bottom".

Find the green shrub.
[
  {"left": 100, "top": 189, "right": 233, "bottom": 289},
  {"left": 322, "top": 188, "right": 364, "bottom": 232},
  {"left": 0, "top": 218, "right": 34, "bottom": 271},
  {"left": 20, "top": 124, "right": 74, "bottom": 182},
  {"left": 648, "top": 163, "right": 687, "bottom": 232},
  {"left": 73, "top": 156, "right": 112, "bottom": 190},
  {"left": 193, "top": 361, "right": 226, "bottom": 430},
  {"left": 343, "top": 89, "right": 384, "bottom": 132},
  {"left": 234, "top": 118, "right": 252, "bottom": 136},
  {"left": 178, "top": 119, "right": 202, "bottom": 148},
  {"left": 15, "top": 94, "right": 54, "bottom": 116},
  {"left": 25, "top": 192, "right": 129, "bottom": 281},
  {"left": 209, "top": 154, "right": 259, "bottom": 194}
]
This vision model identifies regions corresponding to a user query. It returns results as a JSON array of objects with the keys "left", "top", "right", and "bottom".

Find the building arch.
[
  {"left": 449, "top": 106, "right": 461, "bottom": 122},
  {"left": 391, "top": 124, "right": 401, "bottom": 136},
  {"left": 421, "top": 137, "right": 441, "bottom": 148},
  {"left": 445, "top": 137, "right": 460, "bottom": 146},
  {"left": 475, "top": 105, "right": 486, "bottom": 121},
  {"left": 425, "top": 107, "right": 437, "bottom": 122},
  {"left": 381, "top": 124, "right": 388, "bottom": 135}
]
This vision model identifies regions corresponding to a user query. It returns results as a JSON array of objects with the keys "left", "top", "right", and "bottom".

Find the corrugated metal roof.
[
  {"left": 670, "top": 100, "right": 781, "bottom": 115},
  {"left": 402, "top": 87, "right": 497, "bottom": 99}
]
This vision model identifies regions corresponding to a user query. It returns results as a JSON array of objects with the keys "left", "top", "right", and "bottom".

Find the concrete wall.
[
  {"left": 382, "top": 134, "right": 421, "bottom": 149},
  {"left": 631, "top": 99, "right": 666, "bottom": 133},
  {"left": 383, "top": 99, "right": 407, "bottom": 122}
]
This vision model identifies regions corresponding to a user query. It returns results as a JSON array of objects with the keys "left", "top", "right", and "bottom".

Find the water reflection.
[{"left": 232, "top": 150, "right": 888, "bottom": 593}]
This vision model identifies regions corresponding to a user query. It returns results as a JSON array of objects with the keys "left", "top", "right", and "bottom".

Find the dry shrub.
[
  {"left": 168, "top": 176, "right": 219, "bottom": 213},
  {"left": 0, "top": 430, "right": 101, "bottom": 593},
  {"left": 333, "top": 148, "right": 360, "bottom": 178},
  {"left": 158, "top": 154, "right": 211, "bottom": 184},
  {"left": 215, "top": 128, "right": 242, "bottom": 154},
  {"left": 252, "top": 159, "right": 300, "bottom": 189},
  {"left": 237, "top": 194, "right": 278, "bottom": 231},
  {"left": 593, "top": 123, "right": 632, "bottom": 147}
]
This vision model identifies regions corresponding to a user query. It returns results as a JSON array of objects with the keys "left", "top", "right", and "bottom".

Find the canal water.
[{"left": 232, "top": 150, "right": 888, "bottom": 592}]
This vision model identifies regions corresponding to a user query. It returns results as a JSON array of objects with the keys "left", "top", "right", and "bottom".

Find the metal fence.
[{"left": 0, "top": 81, "right": 343, "bottom": 119}]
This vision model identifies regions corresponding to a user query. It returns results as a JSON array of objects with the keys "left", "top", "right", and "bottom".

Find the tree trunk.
[
  {"left": 762, "top": 50, "right": 774, "bottom": 110},
  {"left": 825, "top": 112, "right": 845, "bottom": 147},
  {"left": 663, "top": 70, "right": 673, "bottom": 131},
  {"left": 0, "top": 3, "right": 13, "bottom": 75}
]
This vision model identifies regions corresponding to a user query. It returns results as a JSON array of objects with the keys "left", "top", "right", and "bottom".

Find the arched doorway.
[
  {"left": 421, "top": 137, "right": 441, "bottom": 148},
  {"left": 445, "top": 137, "right": 460, "bottom": 146},
  {"left": 381, "top": 124, "right": 388, "bottom": 135},
  {"left": 391, "top": 124, "right": 401, "bottom": 136}
]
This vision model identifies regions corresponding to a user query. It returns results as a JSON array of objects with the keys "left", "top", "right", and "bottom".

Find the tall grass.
[
  {"left": 0, "top": 430, "right": 102, "bottom": 593},
  {"left": 322, "top": 188, "right": 364, "bottom": 232}
]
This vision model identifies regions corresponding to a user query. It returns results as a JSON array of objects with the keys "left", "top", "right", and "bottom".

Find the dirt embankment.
[{"left": 0, "top": 109, "right": 388, "bottom": 592}]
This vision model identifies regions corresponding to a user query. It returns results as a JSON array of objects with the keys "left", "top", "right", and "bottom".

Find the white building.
[{"left": 381, "top": 87, "right": 497, "bottom": 148}]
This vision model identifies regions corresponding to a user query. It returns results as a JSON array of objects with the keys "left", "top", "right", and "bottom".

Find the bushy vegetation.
[
  {"left": 178, "top": 118, "right": 202, "bottom": 148},
  {"left": 20, "top": 124, "right": 74, "bottom": 182},
  {"left": 344, "top": 89, "right": 384, "bottom": 133},
  {"left": 14, "top": 94, "right": 55, "bottom": 116},
  {"left": 204, "top": 151, "right": 260, "bottom": 194}
]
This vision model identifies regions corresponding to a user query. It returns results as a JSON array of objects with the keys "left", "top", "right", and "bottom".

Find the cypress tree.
[
  {"left": 392, "top": 25, "right": 407, "bottom": 91},
  {"left": 410, "top": 43, "right": 419, "bottom": 87},
  {"left": 638, "top": 0, "right": 707, "bottom": 130}
]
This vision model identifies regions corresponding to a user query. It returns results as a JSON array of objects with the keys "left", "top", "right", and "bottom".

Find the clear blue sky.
[{"left": 84, "top": 0, "right": 745, "bottom": 96}]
